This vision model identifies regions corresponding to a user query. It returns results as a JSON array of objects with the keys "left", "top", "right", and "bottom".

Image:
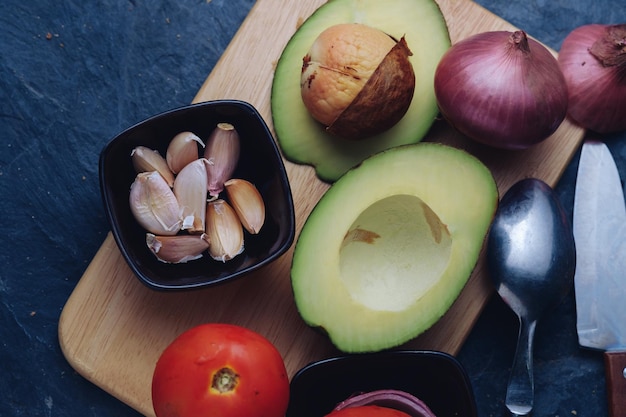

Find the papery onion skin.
[
  {"left": 333, "top": 389, "right": 438, "bottom": 417},
  {"left": 558, "top": 24, "right": 626, "bottom": 134},
  {"left": 434, "top": 30, "right": 568, "bottom": 150}
]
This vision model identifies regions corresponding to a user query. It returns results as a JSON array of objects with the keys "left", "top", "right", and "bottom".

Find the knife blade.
[{"left": 573, "top": 139, "right": 626, "bottom": 417}]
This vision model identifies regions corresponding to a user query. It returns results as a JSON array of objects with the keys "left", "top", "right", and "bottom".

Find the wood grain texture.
[
  {"left": 58, "top": 0, "right": 585, "bottom": 415},
  {"left": 604, "top": 351, "right": 626, "bottom": 417}
]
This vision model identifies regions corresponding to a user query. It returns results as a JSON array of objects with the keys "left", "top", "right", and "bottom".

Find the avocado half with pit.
[
  {"left": 291, "top": 143, "right": 498, "bottom": 353},
  {"left": 271, "top": 0, "right": 451, "bottom": 182}
]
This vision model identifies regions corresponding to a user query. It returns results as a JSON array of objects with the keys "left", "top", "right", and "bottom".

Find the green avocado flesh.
[
  {"left": 271, "top": 0, "right": 451, "bottom": 182},
  {"left": 291, "top": 143, "right": 498, "bottom": 353}
]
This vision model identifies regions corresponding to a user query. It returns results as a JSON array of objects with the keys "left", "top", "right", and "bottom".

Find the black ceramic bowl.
[
  {"left": 99, "top": 100, "right": 295, "bottom": 290},
  {"left": 287, "top": 350, "right": 477, "bottom": 417}
]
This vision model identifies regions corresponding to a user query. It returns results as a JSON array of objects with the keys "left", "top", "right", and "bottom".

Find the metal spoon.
[{"left": 487, "top": 178, "right": 576, "bottom": 416}]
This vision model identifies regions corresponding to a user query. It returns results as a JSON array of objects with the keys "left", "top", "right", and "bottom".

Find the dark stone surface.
[
  {"left": 0, "top": 2, "right": 253, "bottom": 416},
  {"left": 0, "top": 1, "right": 624, "bottom": 416}
]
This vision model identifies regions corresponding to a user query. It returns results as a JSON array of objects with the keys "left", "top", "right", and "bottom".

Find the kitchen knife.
[{"left": 573, "top": 139, "right": 626, "bottom": 417}]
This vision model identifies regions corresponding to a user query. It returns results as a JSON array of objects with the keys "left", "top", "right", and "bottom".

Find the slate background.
[{"left": 1, "top": 1, "right": 624, "bottom": 416}]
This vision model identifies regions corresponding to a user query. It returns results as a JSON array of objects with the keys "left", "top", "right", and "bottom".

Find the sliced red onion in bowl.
[{"left": 333, "top": 389, "right": 437, "bottom": 417}]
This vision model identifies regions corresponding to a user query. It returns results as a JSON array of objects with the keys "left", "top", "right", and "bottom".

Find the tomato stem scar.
[{"left": 212, "top": 367, "right": 239, "bottom": 393}]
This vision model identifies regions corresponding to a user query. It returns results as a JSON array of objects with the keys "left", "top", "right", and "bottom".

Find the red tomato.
[
  {"left": 151, "top": 323, "right": 290, "bottom": 417},
  {"left": 325, "top": 406, "right": 412, "bottom": 417}
]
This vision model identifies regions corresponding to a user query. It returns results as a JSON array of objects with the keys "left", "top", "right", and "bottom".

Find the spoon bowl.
[{"left": 487, "top": 178, "right": 576, "bottom": 416}]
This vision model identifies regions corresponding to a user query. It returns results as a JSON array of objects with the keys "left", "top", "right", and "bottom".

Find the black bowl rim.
[
  {"left": 287, "top": 349, "right": 478, "bottom": 417},
  {"left": 98, "top": 99, "right": 295, "bottom": 291}
]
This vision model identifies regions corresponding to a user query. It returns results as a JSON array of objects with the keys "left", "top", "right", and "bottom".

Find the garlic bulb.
[{"left": 128, "top": 122, "right": 265, "bottom": 265}]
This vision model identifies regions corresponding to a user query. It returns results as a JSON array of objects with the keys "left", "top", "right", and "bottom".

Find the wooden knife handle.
[{"left": 604, "top": 351, "right": 626, "bottom": 417}]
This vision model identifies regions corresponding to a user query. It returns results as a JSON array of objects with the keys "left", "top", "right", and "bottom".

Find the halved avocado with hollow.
[
  {"left": 271, "top": 0, "right": 451, "bottom": 182},
  {"left": 291, "top": 143, "right": 498, "bottom": 353}
]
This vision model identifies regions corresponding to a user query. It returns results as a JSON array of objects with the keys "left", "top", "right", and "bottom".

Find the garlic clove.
[
  {"left": 146, "top": 233, "right": 210, "bottom": 263},
  {"left": 173, "top": 158, "right": 209, "bottom": 233},
  {"left": 129, "top": 171, "right": 183, "bottom": 235},
  {"left": 205, "top": 199, "right": 244, "bottom": 262},
  {"left": 204, "top": 122, "right": 240, "bottom": 198},
  {"left": 166, "top": 131, "right": 205, "bottom": 174},
  {"left": 131, "top": 146, "right": 175, "bottom": 187},
  {"left": 224, "top": 178, "right": 266, "bottom": 234}
]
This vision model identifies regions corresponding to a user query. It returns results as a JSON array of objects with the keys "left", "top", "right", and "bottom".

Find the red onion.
[
  {"left": 558, "top": 24, "right": 626, "bottom": 133},
  {"left": 434, "top": 30, "right": 568, "bottom": 150},
  {"left": 333, "top": 389, "right": 437, "bottom": 417}
]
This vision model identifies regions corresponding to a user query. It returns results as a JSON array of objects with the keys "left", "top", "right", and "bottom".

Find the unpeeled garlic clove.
[
  {"left": 129, "top": 171, "right": 183, "bottom": 236},
  {"left": 131, "top": 146, "right": 175, "bottom": 187},
  {"left": 224, "top": 178, "right": 265, "bottom": 234},
  {"left": 173, "top": 158, "right": 209, "bottom": 233},
  {"left": 204, "top": 122, "right": 240, "bottom": 198},
  {"left": 205, "top": 199, "right": 244, "bottom": 262},
  {"left": 146, "top": 233, "right": 210, "bottom": 263},
  {"left": 166, "top": 131, "right": 205, "bottom": 174}
]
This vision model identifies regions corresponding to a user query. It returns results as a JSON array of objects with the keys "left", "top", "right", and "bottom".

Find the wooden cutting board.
[{"left": 58, "top": 0, "right": 585, "bottom": 415}]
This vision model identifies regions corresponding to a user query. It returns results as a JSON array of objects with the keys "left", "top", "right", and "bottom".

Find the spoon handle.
[{"left": 505, "top": 317, "right": 537, "bottom": 416}]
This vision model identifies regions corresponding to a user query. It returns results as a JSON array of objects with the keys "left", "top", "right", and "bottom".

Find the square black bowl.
[
  {"left": 287, "top": 350, "right": 478, "bottom": 417},
  {"left": 99, "top": 100, "right": 295, "bottom": 290}
]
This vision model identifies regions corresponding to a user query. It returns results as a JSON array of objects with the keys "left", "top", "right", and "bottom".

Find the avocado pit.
[{"left": 300, "top": 23, "right": 415, "bottom": 140}]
